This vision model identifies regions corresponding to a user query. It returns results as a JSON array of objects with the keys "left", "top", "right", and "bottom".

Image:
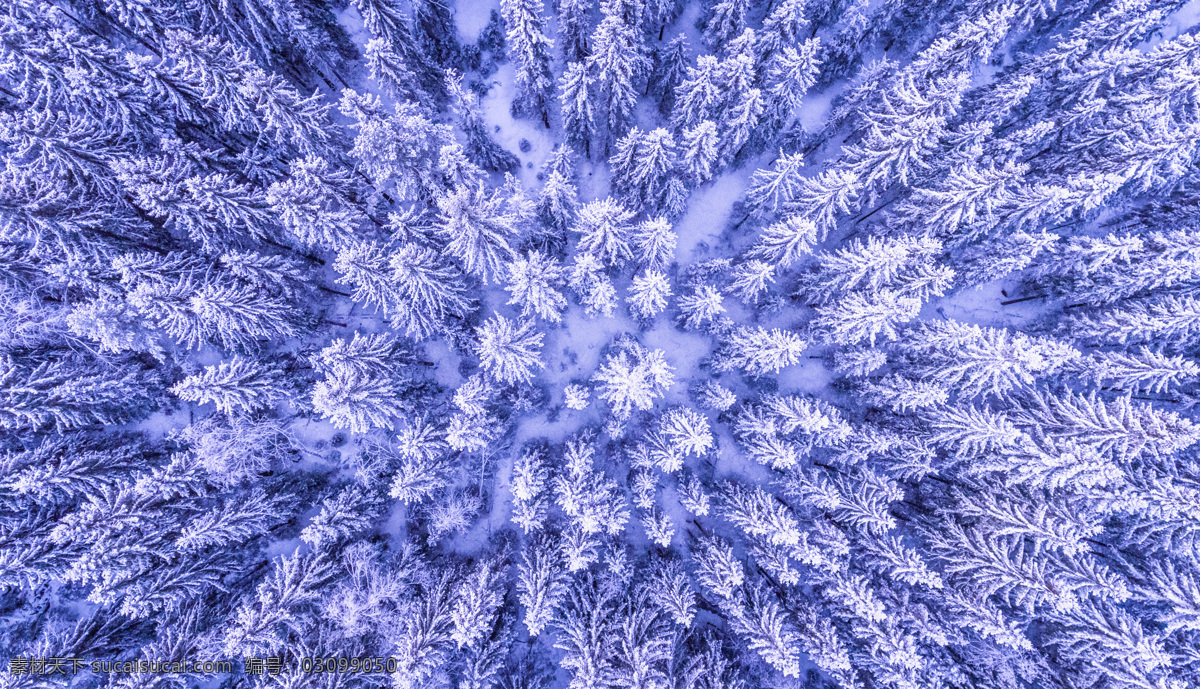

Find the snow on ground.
[
  {"left": 672, "top": 169, "right": 758, "bottom": 263},
  {"left": 1158, "top": 0, "right": 1200, "bottom": 41},
  {"left": 479, "top": 63, "right": 557, "bottom": 186},
  {"left": 932, "top": 278, "right": 1050, "bottom": 332},
  {"left": 454, "top": 0, "right": 500, "bottom": 42}
]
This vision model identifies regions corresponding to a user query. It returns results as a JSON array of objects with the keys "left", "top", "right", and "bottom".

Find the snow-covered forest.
[{"left": 3, "top": 0, "right": 1200, "bottom": 686}]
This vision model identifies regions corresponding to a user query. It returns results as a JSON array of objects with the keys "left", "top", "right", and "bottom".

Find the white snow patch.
[
  {"left": 672, "top": 171, "right": 755, "bottom": 263},
  {"left": 479, "top": 63, "right": 557, "bottom": 187},
  {"left": 455, "top": 0, "right": 500, "bottom": 42}
]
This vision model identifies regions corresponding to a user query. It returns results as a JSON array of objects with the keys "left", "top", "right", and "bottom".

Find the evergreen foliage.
[{"left": 5, "top": 1, "right": 1200, "bottom": 687}]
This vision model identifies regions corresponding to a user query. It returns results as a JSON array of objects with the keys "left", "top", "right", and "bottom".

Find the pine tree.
[
  {"left": 592, "top": 342, "right": 675, "bottom": 418},
  {"left": 237, "top": 69, "right": 332, "bottom": 155},
  {"left": 798, "top": 235, "right": 946, "bottom": 303},
  {"left": 692, "top": 534, "right": 744, "bottom": 601},
  {"left": 559, "top": 62, "right": 597, "bottom": 157},
  {"left": 728, "top": 584, "right": 802, "bottom": 678},
  {"left": 447, "top": 127, "right": 504, "bottom": 194},
  {"left": 718, "top": 87, "right": 764, "bottom": 164},
  {"left": 746, "top": 215, "right": 818, "bottom": 268},
  {"left": 553, "top": 435, "right": 629, "bottom": 535},
  {"left": 626, "top": 128, "right": 680, "bottom": 211},
  {"left": 658, "top": 407, "right": 714, "bottom": 458},
  {"left": 300, "top": 485, "right": 385, "bottom": 550},
  {"left": 644, "top": 0, "right": 682, "bottom": 39},
  {"left": 340, "top": 92, "right": 453, "bottom": 200},
  {"left": 1019, "top": 390, "right": 1200, "bottom": 464},
  {"left": 557, "top": 0, "right": 593, "bottom": 62},
  {"left": 896, "top": 321, "right": 1080, "bottom": 400},
  {"left": 895, "top": 162, "right": 1026, "bottom": 239},
  {"left": 745, "top": 152, "right": 807, "bottom": 217},
  {"left": 365, "top": 38, "right": 425, "bottom": 102},
  {"left": 631, "top": 218, "right": 678, "bottom": 272},
  {"left": 728, "top": 260, "right": 776, "bottom": 303},
  {"left": 335, "top": 239, "right": 400, "bottom": 316},
  {"left": 703, "top": 0, "right": 749, "bottom": 51},
  {"left": 220, "top": 251, "right": 307, "bottom": 300},
  {"left": 452, "top": 560, "right": 505, "bottom": 649},
  {"left": 575, "top": 197, "right": 636, "bottom": 267},
  {"left": 266, "top": 156, "right": 367, "bottom": 250},
  {"left": 1065, "top": 294, "right": 1200, "bottom": 349},
  {"left": 170, "top": 356, "right": 288, "bottom": 415},
  {"left": 391, "top": 571, "right": 456, "bottom": 689},
  {"left": 679, "top": 120, "right": 720, "bottom": 184},
  {"left": 161, "top": 30, "right": 259, "bottom": 131},
  {"left": 311, "top": 333, "right": 414, "bottom": 433},
  {"left": 502, "top": 0, "right": 555, "bottom": 123},
  {"left": 587, "top": 5, "right": 648, "bottom": 151},
  {"left": 389, "top": 243, "right": 475, "bottom": 339},
  {"left": 352, "top": 0, "right": 410, "bottom": 49},
  {"left": 758, "top": 0, "right": 810, "bottom": 59},
  {"left": 812, "top": 290, "right": 921, "bottom": 347},
  {"left": 610, "top": 593, "right": 673, "bottom": 686},
  {"left": 763, "top": 39, "right": 821, "bottom": 126},
  {"left": 673, "top": 56, "right": 723, "bottom": 131},
  {"left": 505, "top": 251, "right": 568, "bottom": 322},
  {"left": 1082, "top": 347, "right": 1200, "bottom": 394},
  {"left": 437, "top": 185, "right": 519, "bottom": 283},
  {"left": 677, "top": 285, "right": 726, "bottom": 330},
  {"left": 552, "top": 574, "right": 619, "bottom": 688},
  {"left": 389, "top": 417, "right": 452, "bottom": 504},
  {"left": 0, "top": 352, "right": 161, "bottom": 432},
  {"left": 650, "top": 34, "right": 690, "bottom": 114},
  {"left": 537, "top": 147, "right": 580, "bottom": 240},
  {"left": 476, "top": 316, "right": 544, "bottom": 386},
  {"left": 647, "top": 559, "right": 696, "bottom": 627},
  {"left": 193, "top": 275, "right": 299, "bottom": 336},
  {"left": 517, "top": 536, "right": 568, "bottom": 636},
  {"left": 721, "top": 482, "right": 804, "bottom": 547},
  {"left": 569, "top": 254, "right": 620, "bottom": 317},
  {"left": 511, "top": 445, "right": 552, "bottom": 532},
  {"left": 411, "top": 0, "right": 461, "bottom": 67},
  {"left": 627, "top": 270, "right": 672, "bottom": 320},
  {"left": 789, "top": 168, "right": 860, "bottom": 238}
]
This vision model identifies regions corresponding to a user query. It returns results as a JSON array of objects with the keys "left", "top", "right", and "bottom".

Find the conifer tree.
[
  {"left": 476, "top": 316, "right": 545, "bottom": 386},
  {"left": 311, "top": 333, "right": 414, "bottom": 433},
  {"left": 575, "top": 197, "right": 636, "bottom": 267},
  {"left": 506, "top": 251, "right": 568, "bottom": 322},
  {"left": 745, "top": 152, "right": 807, "bottom": 218},
  {"left": 627, "top": 270, "right": 673, "bottom": 320},
  {"left": 437, "top": 185, "right": 519, "bottom": 283},
  {"left": 592, "top": 342, "right": 675, "bottom": 418},
  {"left": 746, "top": 215, "right": 818, "bottom": 268},
  {"left": 569, "top": 254, "right": 620, "bottom": 317},
  {"left": 677, "top": 285, "right": 726, "bottom": 330},
  {"left": 559, "top": 62, "right": 598, "bottom": 158},
  {"left": 502, "top": 0, "right": 555, "bottom": 124},
  {"left": 451, "top": 560, "right": 505, "bottom": 649},
  {"left": 680, "top": 120, "right": 720, "bottom": 184},
  {"left": 674, "top": 56, "right": 723, "bottom": 131},
  {"left": 651, "top": 34, "right": 690, "bottom": 114},
  {"left": 555, "top": 0, "right": 592, "bottom": 63},
  {"left": 365, "top": 38, "right": 424, "bottom": 102},
  {"left": 0, "top": 352, "right": 162, "bottom": 432},
  {"left": 517, "top": 536, "right": 568, "bottom": 636},
  {"left": 171, "top": 356, "right": 288, "bottom": 415},
  {"left": 631, "top": 218, "right": 678, "bottom": 272},
  {"left": 266, "top": 156, "right": 368, "bottom": 250},
  {"left": 703, "top": 0, "right": 749, "bottom": 51},
  {"left": 388, "top": 243, "right": 475, "bottom": 340},
  {"left": 587, "top": 4, "right": 648, "bottom": 152}
]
